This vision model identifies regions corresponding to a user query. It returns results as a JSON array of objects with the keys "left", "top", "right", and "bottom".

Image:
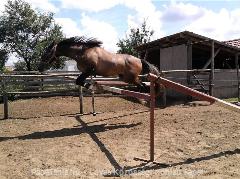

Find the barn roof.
[
  {"left": 136, "top": 31, "right": 240, "bottom": 54},
  {"left": 224, "top": 39, "right": 240, "bottom": 48}
]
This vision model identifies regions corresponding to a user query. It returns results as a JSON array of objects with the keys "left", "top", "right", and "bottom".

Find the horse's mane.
[{"left": 58, "top": 36, "right": 102, "bottom": 48}]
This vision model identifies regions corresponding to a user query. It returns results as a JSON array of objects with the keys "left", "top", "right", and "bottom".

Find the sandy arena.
[{"left": 0, "top": 96, "right": 239, "bottom": 178}]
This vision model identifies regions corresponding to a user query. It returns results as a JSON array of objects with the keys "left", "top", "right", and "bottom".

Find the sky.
[{"left": 1, "top": 0, "right": 240, "bottom": 66}]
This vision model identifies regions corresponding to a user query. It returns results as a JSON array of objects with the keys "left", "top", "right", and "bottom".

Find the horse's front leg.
[{"left": 76, "top": 69, "right": 94, "bottom": 88}]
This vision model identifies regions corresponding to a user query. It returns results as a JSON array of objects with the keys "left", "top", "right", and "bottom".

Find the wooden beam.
[
  {"left": 148, "top": 73, "right": 240, "bottom": 113},
  {"left": 235, "top": 53, "right": 240, "bottom": 101},
  {"left": 203, "top": 48, "right": 221, "bottom": 69},
  {"left": 101, "top": 85, "right": 151, "bottom": 101},
  {"left": 187, "top": 41, "right": 192, "bottom": 84},
  {"left": 209, "top": 41, "right": 215, "bottom": 96}
]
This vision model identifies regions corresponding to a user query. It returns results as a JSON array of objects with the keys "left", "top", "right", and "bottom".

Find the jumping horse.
[{"left": 38, "top": 36, "right": 161, "bottom": 93}]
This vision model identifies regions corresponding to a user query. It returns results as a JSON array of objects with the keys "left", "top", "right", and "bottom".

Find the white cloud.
[
  {"left": 55, "top": 18, "right": 82, "bottom": 37},
  {"left": 59, "top": 0, "right": 165, "bottom": 41},
  {"left": 26, "top": 0, "right": 59, "bottom": 13},
  {"left": 61, "top": 0, "right": 121, "bottom": 12},
  {"left": 185, "top": 7, "right": 240, "bottom": 40},
  {"left": 80, "top": 14, "right": 119, "bottom": 52},
  {"left": 160, "top": 1, "right": 240, "bottom": 40},
  {"left": 0, "top": 0, "right": 58, "bottom": 14},
  {"left": 123, "top": 0, "right": 165, "bottom": 40},
  {"left": 161, "top": 1, "right": 205, "bottom": 21},
  {"left": 55, "top": 16, "right": 119, "bottom": 52}
]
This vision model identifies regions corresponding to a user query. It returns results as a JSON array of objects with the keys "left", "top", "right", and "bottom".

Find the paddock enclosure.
[
  {"left": 0, "top": 80, "right": 240, "bottom": 178},
  {"left": 0, "top": 70, "right": 240, "bottom": 178}
]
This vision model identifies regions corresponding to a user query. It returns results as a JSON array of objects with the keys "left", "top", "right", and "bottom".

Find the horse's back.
[{"left": 81, "top": 47, "right": 142, "bottom": 83}]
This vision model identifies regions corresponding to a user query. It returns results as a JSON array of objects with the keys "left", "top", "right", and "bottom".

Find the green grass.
[{"left": 223, "top": 97, "right": 240, "bottom": 103}]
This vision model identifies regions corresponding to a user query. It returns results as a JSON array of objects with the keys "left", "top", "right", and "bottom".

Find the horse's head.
[{"left": 38, "top": 41, "right": 58, "bottom": 72}]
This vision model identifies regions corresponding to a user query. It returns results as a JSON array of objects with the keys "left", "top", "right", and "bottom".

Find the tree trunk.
[{"left": 26, "top": 60, "right": 31, "bottom": 71}]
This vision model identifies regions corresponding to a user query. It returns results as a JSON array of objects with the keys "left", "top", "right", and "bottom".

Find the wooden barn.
[{"left": 136, "top": 31, "right": 240, "bottom": 99}]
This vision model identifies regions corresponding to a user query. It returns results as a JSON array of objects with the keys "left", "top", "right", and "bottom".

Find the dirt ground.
[{"left": 0, "top": 96, "right": 240, "bottom": 179}]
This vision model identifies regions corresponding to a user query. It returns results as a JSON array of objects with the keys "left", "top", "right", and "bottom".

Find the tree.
[
  {"left": 0, "top": 0, "right": 65, "bottom": 71},
  {"left": 117, "top": 20, "right": 154, "bottom": 57}
]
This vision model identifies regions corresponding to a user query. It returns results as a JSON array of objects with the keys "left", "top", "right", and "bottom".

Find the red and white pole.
[{"left": 148, "top": 73, "right": 240, "bottom": 113}]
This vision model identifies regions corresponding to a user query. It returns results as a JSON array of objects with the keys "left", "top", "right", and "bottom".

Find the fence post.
[
  {"left": 79, "top": 86, "right": 83, "bottom": 114},
  {"left": 2, "top": 78, "right": 8, "bottom": 119},
  {"left": 91, "top": 75, "right": 96, "bottom": 116},
  {"left": 149, "top": 78, "right": 155, "bottom": 161}
]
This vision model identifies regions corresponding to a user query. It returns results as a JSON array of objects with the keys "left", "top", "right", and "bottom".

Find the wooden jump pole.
[{"left": 148, "top": 73, "right": 240, "bottom": 113}]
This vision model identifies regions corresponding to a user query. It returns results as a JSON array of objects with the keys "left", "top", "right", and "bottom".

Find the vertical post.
[
  {"left": 2, "top": 78, "right": 8, "bottom": 119},
  {"left": 91, "top": 75, "right": 96, "bottom": 116},
  {"left": 79, "top": 86, "right": 83, "bottom": 114},
  {"left": 209, "top": 41, "right": 215, "bottom": 96},
  {"left": 149, "top": 78, "right": 155, "bottom": 161},
  {"left": 235, "top": 53, "right": 240, "bottom": 102},
  {"left": 187, "top": 41, "right": 192, "bottom": 85}
]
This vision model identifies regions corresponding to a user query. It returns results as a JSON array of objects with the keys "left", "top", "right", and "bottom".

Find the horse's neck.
[{"left": 57, "top": 45, "right": 82, "bottom": 60}]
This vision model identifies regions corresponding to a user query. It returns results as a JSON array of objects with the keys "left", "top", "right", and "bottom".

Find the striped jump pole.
[{"left": 148, "top": 73, "right": 240, "bottom": 113}]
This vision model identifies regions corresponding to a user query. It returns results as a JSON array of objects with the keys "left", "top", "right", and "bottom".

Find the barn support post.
[
  {"left": 2, "top": 78, "right": 8, "bottom": 119},
  {"left": 235, "top": 53, "right": 240, "bottom": 102},
  {"left": 149, "top": 78, "right": 155, "bottom": 161},
  {"left": 79, "top": 86, "right": 83, "bottom": 114},
  {"left": 187, "top": 41, "right": 192, "bottom": 85},
  {"left": 209, "top": 41, "right": 215, "bottom": 96}
]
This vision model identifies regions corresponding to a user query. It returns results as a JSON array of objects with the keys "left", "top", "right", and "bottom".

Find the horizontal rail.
[
  {"left": 95, "top": 81, "right": 130, "bottom": 86},
  {"left": 101, "top": 85, "right": 151, "bottom": 101},
  {"left": 6, "top": 89, "right": 78, "bottom": 95},
  {"left": 148, "top": 73, "right": 240, "bottom": 113},
  {"left": 162, "top": 69, "right": 211, "bottom": 73}
]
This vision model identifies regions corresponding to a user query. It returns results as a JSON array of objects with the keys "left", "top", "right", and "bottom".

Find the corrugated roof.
[
  {"left": 136, "top": 31, "right": 240, "bottom": 54},
  {"left": 224, "top": 39, "right": 240, "bottom": 48}
]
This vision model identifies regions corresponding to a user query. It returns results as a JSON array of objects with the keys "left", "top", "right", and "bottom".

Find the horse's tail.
[{"left": 141, "top": 59, "right": 162, "bottom": 96}]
